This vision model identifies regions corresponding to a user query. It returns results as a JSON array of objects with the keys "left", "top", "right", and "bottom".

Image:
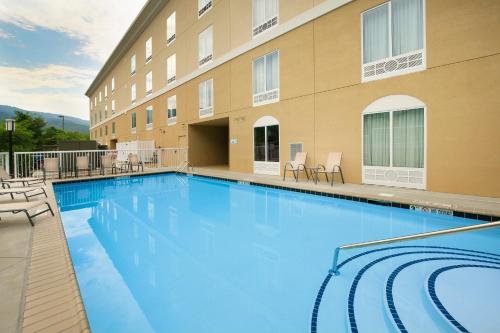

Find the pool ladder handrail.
[
  {"left": 176, "top": 161, "right": 194, "bottom": 174},
  {"left": 329, "top": 220, "right": 500, "bottom": 275}
]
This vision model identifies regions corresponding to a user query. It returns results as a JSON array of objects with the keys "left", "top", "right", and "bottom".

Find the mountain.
[{"left": 0, "top": 105, "right": 89, "bottom": 133}]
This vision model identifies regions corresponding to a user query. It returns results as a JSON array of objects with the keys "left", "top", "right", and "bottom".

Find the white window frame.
[
  {"left": 111, "top": 100, "right": 116, "bottom": 114},
  {"left": 111, "top": 77, "right": 115, "bottom": 92},
  {"left": 146, "top": 37, "right": 153, "bottom": 62},
  {"left": 167, "top": 95, "right": 177, "bottom": 126},
  {"left": 198, "top": 79, "right": 214, "bottom": 119},
  {"left": 360, "top": 0, "right": 426, "bottom": 82},
  {"left": 198, "top": 25, "right": 213, "bottom": 68},
  {"left": 131, "top": 54, "right": 136, "bottom": 75},
  {"left": 131, "top": 83, "right": 136, "bottom": 103},
  {"left": 252, "top": 50, "right": 280, "bottom": 107},
  {"left": 167, "top": 12, "right": 176, "bottom": 45},
  {"left": 146, "top": 71, "right": 153, "bottom": 95},
  {"left": 253, "top": 116, "right": 280, "bottom": 175},
  {"left": 167, "top": 54, "right": 176, "bottom": 84},
  {"left": 104, "top": 85, "right": 108, "bottom": 98},
  {"left": 112, "top": 122, "right": 116, "bottom": 136},
  {"left": 94, "top": 96, "right": 97, "bottom": 106},
  {"left": 361, "top": 95, "right": 427, "bottom": 189},
  {"left": 104, "top": 105, "right": 108, "bottom": 119},
  {"left": 131, "top": 112, "right": 137, "bottom": 133},
  {"left": 252, "top": 0, "right": 279, "bottom": 38},
  {"left": 198, "top": 0, "right": 212, "bottom": 18},
  {"left": 146, "top": 106, "right": 153, "bottom": 130},
  {"left": 99, "top": 91, "right": 102, "bottom": 102}
]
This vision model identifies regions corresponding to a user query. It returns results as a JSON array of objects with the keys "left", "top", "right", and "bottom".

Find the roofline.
[{"left": 85, "top": 0, "right": 169, "bottom": 97}]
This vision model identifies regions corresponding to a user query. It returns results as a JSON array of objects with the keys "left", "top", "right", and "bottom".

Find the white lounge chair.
[
  {"left": 283, "top": 152, "right": 309, "bottom": 182},
  {"left": 0, "top": 168, "right": 45, "bottom": 188},
  {"left": 0, "top": 200, "right": 54, "bottom": 226},
  {"left": 43, "top": 157, "right": 61, "bottom": 179},
  {"left": 75, "top": 155, "right": 91, "bottom": 177},
  {"left": 315, "top": 152, "right": 345, "bottom": 185},
  {"left": 100, "top": 155, "right": 117, "bottom": 175},
  {"left": 0, "top": 187, "right": 47, "bottom": 201},
  {"left": 128, "top": 154, "right": 144, "bottom": 172}
]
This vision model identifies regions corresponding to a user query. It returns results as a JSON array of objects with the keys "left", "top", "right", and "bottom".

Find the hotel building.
[{"left": 85, "top": 0, "right": 500, "bottom": 197}]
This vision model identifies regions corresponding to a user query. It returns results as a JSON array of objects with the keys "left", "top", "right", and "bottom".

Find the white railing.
[
  {"left": 14, "top": 148, "right": 188, "bottom": 179},
  {"left": 0, "top": 152, "right": 9, "bottom": 173}
]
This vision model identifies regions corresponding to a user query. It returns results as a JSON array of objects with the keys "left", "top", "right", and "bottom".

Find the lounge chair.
[
  {"left": 100, "top": 155, "right": 116, "bottom": 175},
  {"left": 0, "top": 200, "right": 54, "bottom": 226},
  {"left": 128, "top": 154, "right": 144, "bottom": 172},
  {"left": 0, "top": 168, "right": 45, "bottom": 188},
  {"left": 0, "top": 187, "right": 47, "bottom": 201},
  {"left": 315, "top": 152, "right": 345, "bottom": 185},
  {"left": 43, "top": 157, "right": 61, "bottom": 179},
  {"left": 75, "top": 155, "right": 91, "bottom": 177},
  {"left": 283, "top": 152, "right": 309, "bottom": 182}
]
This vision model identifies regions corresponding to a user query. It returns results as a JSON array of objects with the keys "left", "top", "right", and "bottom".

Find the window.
[
  {"left": 99, "top": 127, "right": 102, "bottom": 137},
  {"left": 198, "top": 25, "right": 213, "bottom": 67},
  {"left": 167, "top": 12, "right": 176, "bottom": 45},
  {"left": 131, "top": 54, "right": 136, "bottom": 75},
  {"left": 99, "top": 91, "right": 102, "bottom": 102},
  {"left": 253, "top": 50, "right": 279, "bottom": 106},
  {"left": 105, "top": 125, "right": 108, "bottom": 136},
  {"left": 146, "top": 106, "right": 153, "bottom": 129},
  {"left": 289, "top": 143, "right": 303, "bottom": 161},
  {"left": 131, "top": 112, "right": 137, "bottom": 131},
  {"left": 146, "top": 71, "right": 153, "bottom": 95},
  {"left": 99, "top": 111, "right": 102, "bottom": 122},
  {"left": 362, "top": 0, "right": 424, "bottom": 81},
  {"left": 253, "top": 116, "right": 280, "bottom": 175},
  {"left": 112, "top": 122, "right": 116, "bottom": 134},
  {"left": 111, "top": 100, "right": 116, "bottom": 114},
  {"left": 94, "top": 96, "right": 97, "bottom": 106},
  {"left": 198, "top": 79, "right": 213, "bottom": 118},
  {"left": 104, "top": 105, "right": 108, "bottom": 119},
  {"left": 198, "top": 0, "right": 212, "bottom": 18},
  {"left": 111, "top": 77, "right": 115, "bottom": 92},
  {"left": 167, "top": 54, "right": 176, "bottom": 84},
  {"left": 167, "top": 95, "right": 177, "bottom": 125},
  {"left": 252, "top": 0, "right": 278, "bottom": 37},
  {"left": 104, "top": 85, "right": 108, "bottom": 98},
  {"left": 362, "top": 95, "right": 426, "bottom": 189},
  {"left": 145, "top": 37, "right": 153, "bottom": 62},
  {"left": 131, "top": 83, "right": 136, "bottom": 102}
]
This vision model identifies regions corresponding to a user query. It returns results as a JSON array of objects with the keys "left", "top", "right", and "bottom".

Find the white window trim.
[
  {"left": 198, "top": 25, "right": 213, "bottom": 68},
  {"left": 253, "top": 116, "right": 280, "bottom": 175},
  {"left": 167, "top": 54, "right": 176, "bottom": 85},
  {"left": 146, "top": 107, "right": 153, "bottom": 130},
  {"left": 146, "top": 71, "right": 153, "bottom": 95},
  {"left": 131, "top": 83, "right": 137, "bottom": 103},
  {"left": 167, "top": 12, "right": 176, "bottom": 46},
  {"left": 252, "top": 50, "right": 280, "bottom": 107},
  {"left": 198, "top": 79, "right": 214, "bottom": 119},
  {"left": 111, "top": 77, "right": 115, "bottom": 92},
  {"left": 198, "top": 0, "right": 213, "bottom": 18},
  {"left": 361, "top": 95, "right": 427, "bottom": 189},
  {"left": 252, "top": 0, "right": 279, "bottom": 38},
  {"left": 167, "top": 95, "right": 177, "bottom": 126},
  {"left": 360, "top": 0, "right": 426, "bottom": 83},
  {"left": 146, "top": 37, "right": 153, "bottom": 63},
  {"left": 131, "top": 54, "right": 136, "bottom": 76},
  {"left": 131, "top": 112, "right": 137, "bottom": 133}
]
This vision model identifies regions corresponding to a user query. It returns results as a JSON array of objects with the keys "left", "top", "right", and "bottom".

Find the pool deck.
[{"left": 0, "top": 167, "right": 498, "bottom": 333}]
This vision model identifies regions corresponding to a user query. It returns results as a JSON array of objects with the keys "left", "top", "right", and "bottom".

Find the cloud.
[
  {"left": 0, "top": 0, "right": 146, "bottom": 62},
  {"left": 0, "top": 64, "right": 97, "bottom": 119},
  {"left": 0, "top": 27, "right": 14, "bottom": 39}
]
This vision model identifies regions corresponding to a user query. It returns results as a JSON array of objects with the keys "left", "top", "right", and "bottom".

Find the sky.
[{"left": 0, "top": 0, "right": 147, "bottom": 120}]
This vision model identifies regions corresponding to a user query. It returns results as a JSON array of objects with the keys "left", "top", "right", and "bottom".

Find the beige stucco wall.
[{"left": 89, "top": 0, "right": 500, "bottom": 197}]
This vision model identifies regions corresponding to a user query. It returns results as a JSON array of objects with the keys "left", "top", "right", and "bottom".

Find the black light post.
[{"left": 5, "top": 118, "right": 15, "bottom": 177}]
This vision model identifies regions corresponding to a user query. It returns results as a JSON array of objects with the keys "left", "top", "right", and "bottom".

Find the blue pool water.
[{"left": 54, "top": 174, "right": 500, "bottom": 333}]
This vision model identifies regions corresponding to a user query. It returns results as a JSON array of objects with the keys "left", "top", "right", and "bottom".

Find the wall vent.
[
  {"left": 198, "top": 1, "right": 212, "bottom": 17},
  {"left": 253, "top": 16, "right": 278, "bottom": 37},
  {"left": 363, "top": 50, "right": 424, "bottom": 81},
  {"left": 253, "top": 89, "right": 279, "bottom": 106},
  {"left": 199, "top": 54, "right": 213, "bottom": 67},
  {"left": 290, "top": 143, "right": 303, "bottom": 161}
]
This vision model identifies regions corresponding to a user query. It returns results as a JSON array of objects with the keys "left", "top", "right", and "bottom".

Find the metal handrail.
[
  {"left": 329, "top": 220, "right": 500, "bottom": 274},
  {"left": 176, "top": 161, "right": 194, "bottom": 174}
]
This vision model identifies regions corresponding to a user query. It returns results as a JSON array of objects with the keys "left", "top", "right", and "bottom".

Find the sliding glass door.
[{"left": 254, "top": 117, "right": 280, "bottom": 175}]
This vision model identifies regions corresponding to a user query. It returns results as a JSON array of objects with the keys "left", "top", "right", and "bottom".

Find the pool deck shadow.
[{"left": 0, "top": 166, "right": 497, "bottom": 333}]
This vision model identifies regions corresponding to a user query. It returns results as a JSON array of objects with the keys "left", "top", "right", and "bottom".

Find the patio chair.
[
  {"left": 0, "top": 200, "right": 54, "bottom": 226},
  {"left": 100, "top": 155, "right": 116, "bottom": 175},
  {"left": 0, "top": 168, "right": 45, "bottom": 188},
  {"left": 75, "top": 155, "right": 91, "bottom": 177},
  {"left": 128, "top": 154, "right": 144, "bottom": 172},
  {"left": 43, "top": 157, "right": 61, "bottom": 179},
  {"left": 0, "top": 187, "right": 47, "bottom": 201},
  {"left": 283, "top": 152, "right": 309, "bottom": 182},
  {"left": 316, "top": 152, "right": 345, "bottom": 186}
]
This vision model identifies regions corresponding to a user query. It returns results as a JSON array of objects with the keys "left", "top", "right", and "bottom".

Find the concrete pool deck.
[{"left": 0, "top": 167, "right": 498, "bottom": 332}]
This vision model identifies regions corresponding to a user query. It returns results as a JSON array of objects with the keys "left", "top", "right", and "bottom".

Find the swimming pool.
[{"left": 54, "top": 173, "right": 500, "bottom": 333}]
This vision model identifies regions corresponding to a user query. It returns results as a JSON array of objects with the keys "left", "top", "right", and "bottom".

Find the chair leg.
[
  {"left": 24, "top": 211, "right": 34, "bottom": 227},
  {"left": 330, "top": 172, "right": 334, "bottom": 186},
  {"left": 283, "top": 166, "right": 287, "bottom": 181},
  {"left": 338, "top": 167, "right": 345, "bottom": 184}
]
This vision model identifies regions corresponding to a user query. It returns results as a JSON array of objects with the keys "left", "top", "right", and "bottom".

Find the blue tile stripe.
[
  {"left": 386, "top": 257, "right": 500, "bottom": 333},
  {"left": 310, "top": 246, "right": 500, "bottom": 333},
  {"left": 427, "top": 264, "right": 500, "bottom": 333}
]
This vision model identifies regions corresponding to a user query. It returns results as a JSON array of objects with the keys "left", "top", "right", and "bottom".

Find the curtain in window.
[
  {"left": 393, "top": 108, "right": 424, "bottom": 168},
  {"left": 199, "top": 27, "right": 213, "bottom": 60},
  {"left": 265, "top": 0, "right": 278, "bottom": 23},
  {"left": 363, "top": 3, "right": 389, "bottom": 63},
  {"left": 253, "top": 57, "right": 265, "bottom": 94},
  {"left": 254, "top": 127, "right": 266, "bottom": 161},
  {"left": 266, "top": 51, "right": 279, "bottom": 91},
  {"left": 253, "top": 0, "right": 265, "bottom": 27},
  {"left": 392, "top": 0, "right": 423, "bottom": 56},
  {"left": 266, "top": 125, "right": 279, "bottom": 162},
  {"left": 199, "top": 80, "right": 212, "bottom": 109},
  {"left": 363, "top": 112, "right": 390, "bottom": 166}
]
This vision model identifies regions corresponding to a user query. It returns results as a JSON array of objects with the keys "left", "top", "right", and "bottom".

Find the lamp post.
[
  {"left": 58, "top": 115, "right": 65, "bottom": 131},
  {"left": 5, "top": 119, "right": 15, "bottom": 177}
]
